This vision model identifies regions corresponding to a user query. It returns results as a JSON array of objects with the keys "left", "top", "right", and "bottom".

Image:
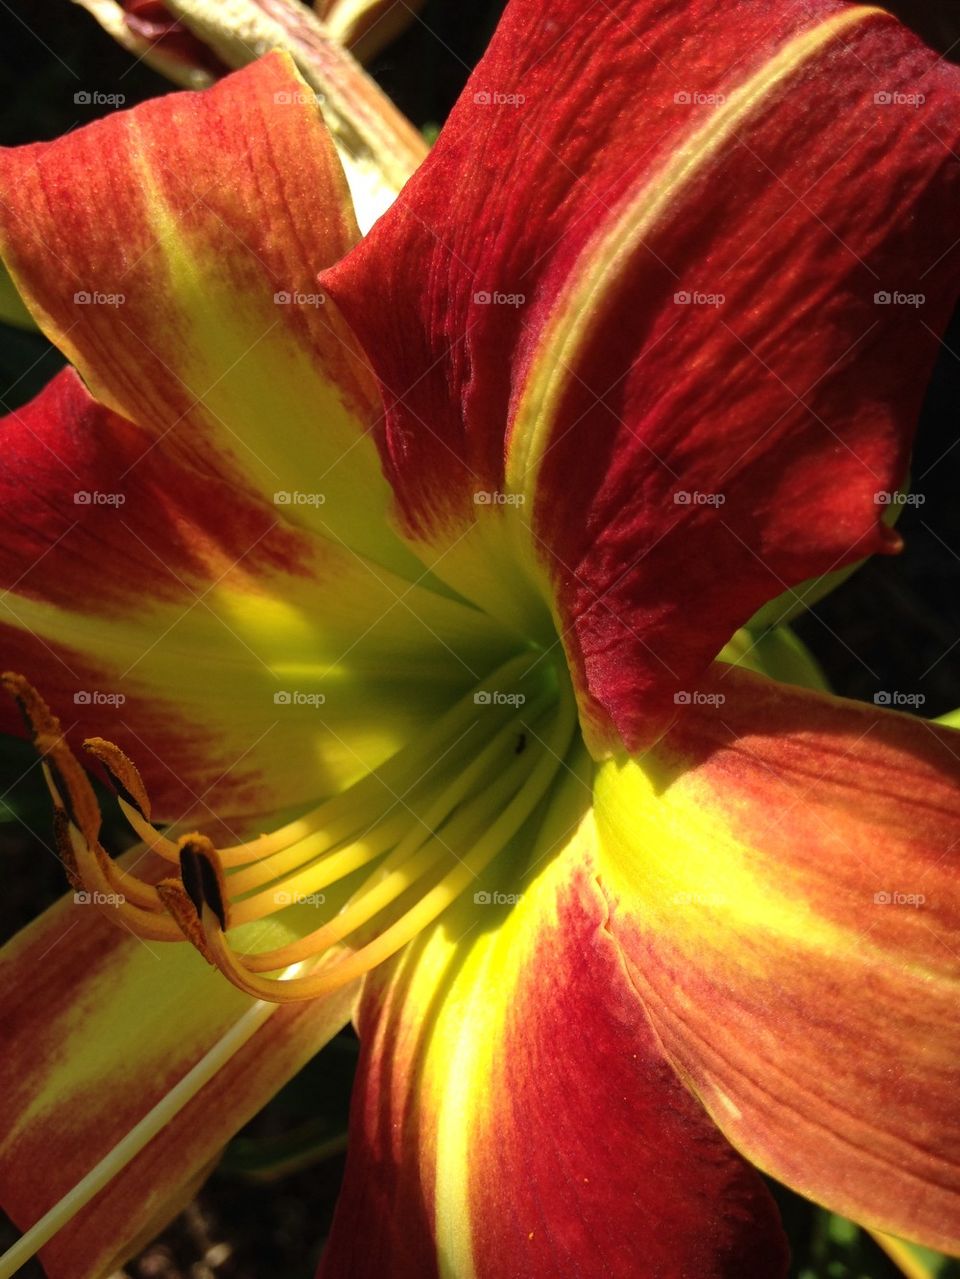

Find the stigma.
[{"left": 4, "top": 653, "right": 576, "bottom": 1003}]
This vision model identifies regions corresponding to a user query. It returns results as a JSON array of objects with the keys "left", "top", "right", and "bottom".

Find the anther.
[
  {"left": 2, "top": 673, "right": 182, "bottom": 938},
  {"left": 178, "top": 834, "right": 229, "bottom": 931},
  {"left": 84, "top": 737, "right": 151, "bottom": 820}
]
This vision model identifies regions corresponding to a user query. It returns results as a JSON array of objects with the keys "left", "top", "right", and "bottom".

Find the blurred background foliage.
[{"left": 0, "top": 1, "right": 958, "bottom": 1276}]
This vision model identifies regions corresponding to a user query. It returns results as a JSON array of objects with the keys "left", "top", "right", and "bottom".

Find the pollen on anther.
[{"left": 84, "top": 736, "right": 152, "bottom": 820}]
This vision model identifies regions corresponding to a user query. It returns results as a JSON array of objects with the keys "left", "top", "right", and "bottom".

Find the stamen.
[
  {"left": 110, "top": 653, "right": 543, "bottom": 873},
  {"left": 226, "top": 810, "right": 410, "bottom": 924},
  {"left": 227, "top": 688, "right": 550, "bottom": 924},
  {"left": 0, "top": 641, "right": 579, "bottom": 1268},
  {"left": 5, "top": 652, "right": 564, "bottom": 974},
  {"left": 155, "top": 875, "right": 218, "bottom": 961},
  {"left": 196, "top": 651, "right": 543, "bottom": 867},
  {"left": 1, "top": 673, "right": 101, "bottom": 847},
  {"left": 38, "top": 759, "right": 161, "bottom": 912},
  {"left": 1, "top": 673, "right": 182, "bottom": 938},
  {"left": 179, "top": 834, "right": 229, "bottom": 930},
  {"left": 55, "top": 809, "right": 182, "bottom": 942},
  {"left": 222, "top": 803, "right": 406, "bottom": 895},
  {"left": 190, "top": 693, "right": 577, "bottom": 1002},
  {"left": 115, "top": 798, "right": 181, "bottom": 862},
  {"left": 37, "top": 750, "right": 175, "bottom": 918},
  {"left": 240, "top": 725, "right": 544, "bottom": 972},
  {"left": 83, "top": 736, "right": 152, "bottom": 821}
]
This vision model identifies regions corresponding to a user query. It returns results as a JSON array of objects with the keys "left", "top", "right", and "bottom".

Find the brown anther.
[
  {"left": 2, "top": 671, "right": 59, "bottom": 742},
  {"left": 83, "top": 737, "right": 152, "bottom": 821},
  {"left": 52, "top": 807, "right": 84, "bottom": 892},
  {"left": 178, "top": 833, "right": 229, "bottom": 931},
  {"left": 43, "top": 754, "right": 103, "bottom": 848},
  {"left": 156, "top": 879, "right": 218, "bottom": 963},
  {"left": 2, "top": 673, "right": 102, "bottom": 846},
  {"left": 3, "top": 672, "right": 175, "bottom": 928}
]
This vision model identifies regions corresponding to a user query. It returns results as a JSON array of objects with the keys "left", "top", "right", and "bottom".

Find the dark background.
[{"left": 0, "top": 2, "right": 958, "bottom": 1276}]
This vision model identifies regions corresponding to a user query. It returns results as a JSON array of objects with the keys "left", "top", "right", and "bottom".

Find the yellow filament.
[
  {"left": 61, "top": 820, "right": 183, "bottom": 943},
  {"left": 118, "top": 652, "right": 544, "bottom": 876},
  {"left": 227, "top": 809, "right": 411, "bottom": 925},
  {"left": 224, "top": 683, "right": 548, "bottom": 900},
  {"left": 208, "top": 651, "right": 542, "bottom": 866},
  {"left": 228, "top": 692, "right": 548, "bottom": 933},
  {"left": 240, "top": 727, "right": 544, "bottom": 971},
  {"left": 118, "top": 799, "right": 180, "bottom": 862},
  {"left": 201, "top": 694, "right": 577, "bottom": 1001},
  {"left": 40, "top": 763, "right": 179, "bottom": 935}
]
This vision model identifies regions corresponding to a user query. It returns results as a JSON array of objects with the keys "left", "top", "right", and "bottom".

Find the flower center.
[{"left": 5, "top": 650, "right": 577, "bottom": 1002}]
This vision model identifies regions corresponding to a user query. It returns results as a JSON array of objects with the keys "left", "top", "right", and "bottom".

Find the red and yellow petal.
[
  {"left": 320, "top": 754, "right": 789, "bottom": 1278},
  {"left": 322, "top": 0, "right": 960, "bottom": 746},
  {"left": 0, "top": 852, "right": 357, "bottom": 1279},
  {"left": 0, "top": 370, "right": 514, "bottom": 819},
  {"left": 0, "top": 51, "right": 420, "bottom": 579},
  {"left": 594, "top": 665, "right": 960, "bottom": 1250}
]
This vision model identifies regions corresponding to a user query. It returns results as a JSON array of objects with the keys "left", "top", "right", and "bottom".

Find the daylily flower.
[{"left": 1, "top": 1, "right": 960, "bottom": 1276}]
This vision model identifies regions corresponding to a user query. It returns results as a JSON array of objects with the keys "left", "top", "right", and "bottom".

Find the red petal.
[
  {"left": 0, "top": 370, "right": 512, "bottom": 819},
  {"left": 0, "top": 855, "right": 356, "bottom": 1279},
  {"left": 321, "top": 784, "right": 788, "bottom": 1277},
  {"left": 0, "top": 52, "right": 423, "bottom": 580},
  {"left": 322, "top": 0, "right": 960, "bottom": 748},
  {"left": 595, "top": 665, "right": 960, "bottom": 1249}
]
